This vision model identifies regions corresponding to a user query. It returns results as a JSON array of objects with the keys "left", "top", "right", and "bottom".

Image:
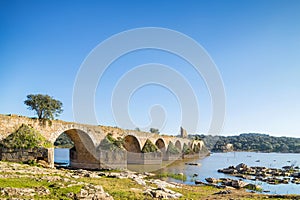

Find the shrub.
[
  {"left": 167, "top": 142, "right": 181, "bottom": 155},
  {"left": 99, "top": 133, "right": 124, "bottom": 151},
  {"left": 193, "top": 144, "right": 200, "bottom": 153},
  {"left": 141, "top": 139, "right": 158, "bottom": 153},
  {"left": 183, "top": 143, "right": 191, "bottom": 155},
  {"left": 0, "top": 124, "right": 53, "bottom": 149}
]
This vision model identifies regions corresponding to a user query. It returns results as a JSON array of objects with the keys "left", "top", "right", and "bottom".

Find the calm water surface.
[
  {"left": 54, "top": 149, "right": 300, "bottom": 195},
  {"left": 159, "top": 152, "right": 300, "bottom": 195},
  {"left": 54, "top": 148, "right": 69, "bottom": 164}
]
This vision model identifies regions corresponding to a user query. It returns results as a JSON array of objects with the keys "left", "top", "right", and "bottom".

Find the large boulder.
[
  {"left": 292, "top": 172, "right": 300, "bottom": 178},
  {"left": 205, "top": 177, "right": 218, "bottom": 183},
  {"left": 235, "top": 163, "right": 248, "bottom": 172},
  {"left": 231, "top": 180, "right": 248, "bottom": 189}
]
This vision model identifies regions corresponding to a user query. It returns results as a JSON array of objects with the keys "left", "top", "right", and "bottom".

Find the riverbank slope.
[{"left": 0, "top": 161, "right": 299, "bottom": 199}]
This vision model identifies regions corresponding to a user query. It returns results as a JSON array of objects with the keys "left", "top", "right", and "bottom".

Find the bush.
[
  {"left": 167, "top": 142, "right": 181, "bottom": 155},
  {"left": 193, "top": 144, "right": 200, "bottom": 153},
  {"left": 0, "top": 124, "right": 53, "bottom": 149},
  {"left": 141, "top": 139, "right": 158, "bottom": 153},
  {"left": 183, "top": 143, "right": 191, "bottom": 155},
  {"left": 99, "top": 133, "right": 124, "bottom": 151}
]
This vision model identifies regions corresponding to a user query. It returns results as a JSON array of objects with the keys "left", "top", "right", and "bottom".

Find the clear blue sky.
[{"left": 1, "top": 0, "right": 299, "bottom": 137}]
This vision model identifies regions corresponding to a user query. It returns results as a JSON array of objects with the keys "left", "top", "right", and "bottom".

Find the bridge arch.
[
  {"left": 155, "top": 138, "right": 166, "bottom": 151},
  {"left": 196, "top": 143, "right": 201, "bottom": 152},
  {"left": 175, "top": 140, "right": 181, "bottom": 150},
  {"left": 53, "top": 128, "right": 98, "bottom": 169},
  {"left": 123, "top": 135, "right": 141, "bottom": 153}
]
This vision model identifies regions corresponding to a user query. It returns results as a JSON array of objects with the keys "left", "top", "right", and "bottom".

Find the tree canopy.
[
  {"left": 149, "top": 128, "right": 160, "bottom": 134},
  {"left": 54, "top": 133, "right": 74, "bottom": 148},
  {"left": 24, "top": 94, "right": 63, "bottom": 120}
]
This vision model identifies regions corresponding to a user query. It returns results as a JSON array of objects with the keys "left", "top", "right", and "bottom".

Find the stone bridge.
[{"left": 0, "top": 114, "right": 206, "bottom": 169}]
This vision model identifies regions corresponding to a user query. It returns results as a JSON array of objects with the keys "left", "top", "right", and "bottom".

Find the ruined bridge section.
[{"left": 0, "top": 114, "right": 205, "bottom": 169}]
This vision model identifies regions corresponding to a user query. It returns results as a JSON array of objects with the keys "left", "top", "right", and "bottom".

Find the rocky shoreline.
[
  {"left": 218, "top": 163, "right": 300, "bottom": 185},
  {"left": 0, "top": 161, "right": 300, "bottom": 199}
]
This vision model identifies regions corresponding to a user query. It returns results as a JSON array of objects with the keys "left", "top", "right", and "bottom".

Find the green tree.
[
  {"left": 149, "top": 128, "right": 160, "bottom": 134},
  {"left": 24, "top": 94, "right": 63, "bottom": 119},
  {"left": 54, "top": 133, "right": 74, "bottom": 148}
]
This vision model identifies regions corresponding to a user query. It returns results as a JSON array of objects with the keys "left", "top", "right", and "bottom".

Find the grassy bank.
[
  {"left": 146, "top": 172, "right": 187, "bottom": 181},
  {"left": 0, "top": 161, "right": 299, "bottom": 200}
]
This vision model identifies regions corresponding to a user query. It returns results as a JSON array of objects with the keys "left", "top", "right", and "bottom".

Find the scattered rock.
[
  {"left": 144, "top": 187, "right": 182, "bottom": 199},
  {"left": 204, "top": 177, "right": 261, "bottom": 190},
  {"left": 205, "top": 177, "right": 218, "bottom": 183},
  {"left": 38, "top": 160, "right": 50, "bottom": 168},
  {"left": 244, "top": 183, "right": 262, "bottom": 191},
  {"left": 195, "top": 180, "right": 203, "bottom": 184},
  {"left": 75, "top": 185, "right": 113, "bottom": 200},
  {"left": 231, "top": 180, "right": 248, "bottom": 188},
  {"left": 0, "top": 187, "right": 36, "bottom": 197},
  {"left": 218, "top": 163, "right": 300, "bottom": 185},
  {"left": 185, "top": 162, "right": 200, "bottom": 166},
  {"left": 214, "top": 190, "right": 232, "bottom": 195}
]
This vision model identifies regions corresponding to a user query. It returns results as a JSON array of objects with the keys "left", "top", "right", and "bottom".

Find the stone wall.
[
  {"left": 163, "top": 153, "right": 182, "bottom": 161},
  {"left": 142, "top": 152, "right": 162, "bottom": 165},
  {"left": 0, "top": 147, "right": 54, "bottom": 167},
  {"left": 99, "top": 149, "right": 127, "bottom": 170}
]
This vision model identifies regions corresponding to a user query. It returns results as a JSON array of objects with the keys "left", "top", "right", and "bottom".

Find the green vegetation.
[
  {"left": 172, "top": 185, "right": 220, "bottom": 199},
  {"left": 80, "top": 176, "right": 145, "bottom": 200},
  {"left": 166, "top": 141, "right": 181, "bottom": 155},
  {"left": 192, "top": 144, "right": 199, "bottom": 153},
  {"left": 0, "top": 124, "right": 53, "bottom": 149},
  {"left": 149, "top": 128, "right": 159, "bottom": 134},
  {"left": 54, "top": 133, "right": 74, "bottom": 148},
  {"left": 99, "top": 133, "right": 124, "bottom": 151},
  {"left": 182, "top": 143, "right": 191, "bottom": 155},
  {"left": 141, "top": 139, "right": 158, "bottom": 153},
  {"left": 147, "top": 172, "right": 187, "bottom": 181},
  {"left": 0, "top": 161, "right": 298, "bottom": 200},
  {"left": 0, "top": 177, "right": 82, "bottom": 199},
  {"left": 244, "top": 184, "right": 263, "bottom": 192},
  {"left": 24, "top": 94, "right": 63, "bottom": 120},
  {"left": 0, "top": 177, "right": 48, "bottom": 188},
  {"left": 192, "top": 133, "right": 300, "bottom": 153}
]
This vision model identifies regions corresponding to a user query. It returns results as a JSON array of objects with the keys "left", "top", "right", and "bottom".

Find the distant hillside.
[{"left": 190, "top": 133, "right": 300, "bottom": 153}]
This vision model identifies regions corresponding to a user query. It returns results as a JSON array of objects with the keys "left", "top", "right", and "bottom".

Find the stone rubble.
[
  {"left": 0, "top": 161, "right": 183, "bottom": 199},
  {"left": 143, "top": 187, "right": 182, "bottom": 199}
]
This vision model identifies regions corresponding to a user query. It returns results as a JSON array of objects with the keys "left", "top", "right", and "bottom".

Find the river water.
[{"left": 54, "top": 149, "right": 300, "bottom": 195}]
